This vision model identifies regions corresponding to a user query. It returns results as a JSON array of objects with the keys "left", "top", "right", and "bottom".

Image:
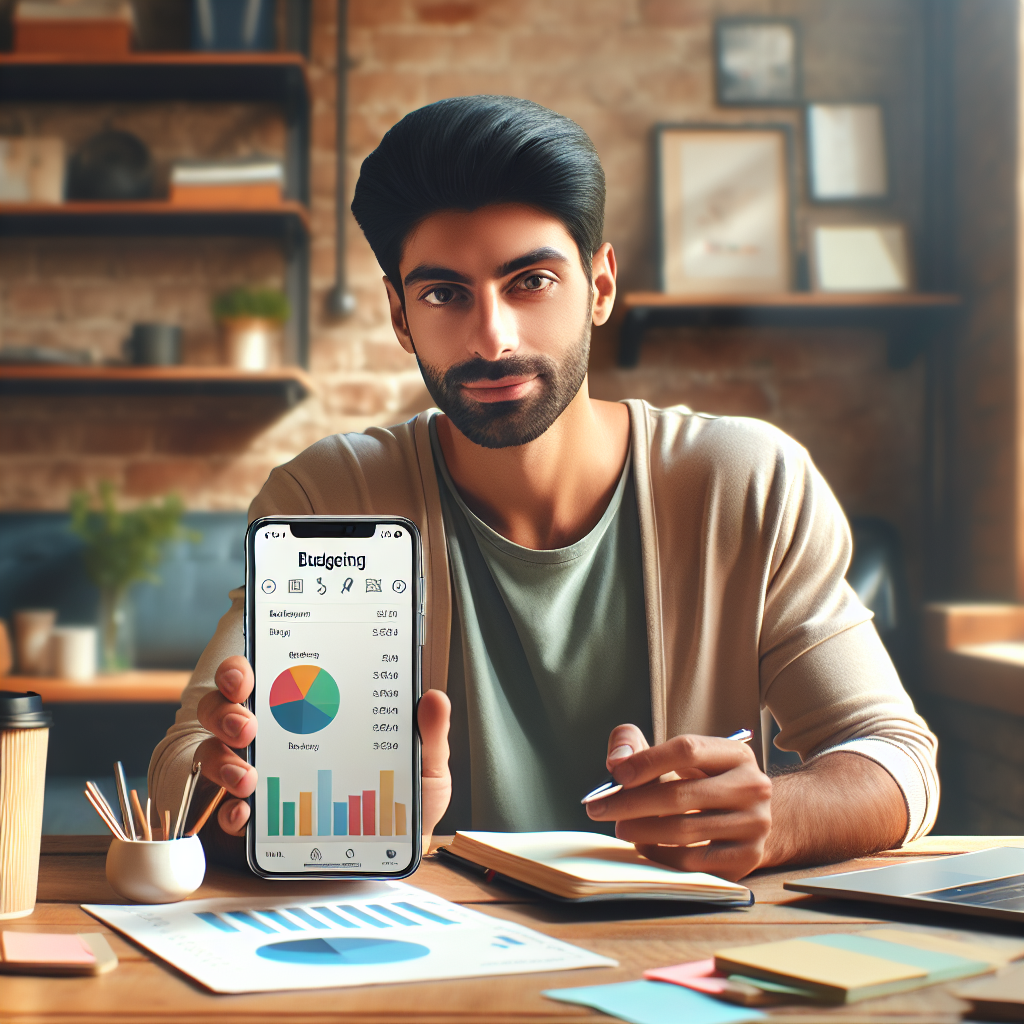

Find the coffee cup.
[
  {"left": 13, "top": 609, "right": 56, "bottom": 675},
  {"left": 124, "top": 323, "right": 182, "bottom": 366},
  {"left": 0, "top": 691, "right": 51, "bottom": 919}
]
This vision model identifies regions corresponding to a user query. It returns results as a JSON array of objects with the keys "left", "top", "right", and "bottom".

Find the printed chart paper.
[{"left": 83, "top": 881, "right": 615, "bottom": 994}]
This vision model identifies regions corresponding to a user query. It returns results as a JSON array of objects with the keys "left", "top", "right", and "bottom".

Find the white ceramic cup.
[
  {"left": 13, "top": 609, "right": 56, "bottom": 675},
  {"left": 105, "top": 835, "right": 206, "bottom": 903},
  {"left": 49, "top": 626, "right": 97, "bottom": 681}
]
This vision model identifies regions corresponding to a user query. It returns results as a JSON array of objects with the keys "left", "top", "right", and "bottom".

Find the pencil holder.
[{"left": 105, "top": 835, "right": 206, "bottom": 904}]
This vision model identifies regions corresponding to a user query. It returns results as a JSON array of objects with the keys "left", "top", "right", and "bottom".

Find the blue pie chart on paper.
[{"left": 256, "top": 937, "right": 429, "bottom": 965}]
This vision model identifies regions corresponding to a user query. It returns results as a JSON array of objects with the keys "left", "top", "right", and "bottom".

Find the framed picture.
[
  {"left": 807, "top": 103, "right": 888, "bottom": 201},
  {"left": 657, "top": 125, "right": 793, "bottom": 295},
  {"left": 810, "top": 223, "right": 911, "bottom": 292},
  {"left": 715, "top": 19, "right": 801, "bottom": 106}
]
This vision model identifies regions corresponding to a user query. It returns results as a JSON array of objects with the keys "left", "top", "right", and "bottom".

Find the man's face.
[{"left": 387, "top": 204, "right": 612, "bottom": 449}]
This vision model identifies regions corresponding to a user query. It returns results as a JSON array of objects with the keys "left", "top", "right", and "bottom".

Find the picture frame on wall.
[
  {"left": 657, "top": 125, "right": 793, "bottom": 295},
  {"left": 810, "top": 223, "right": 911, "bottom": 292},
  {"left": 807, "top": 103, "right": 889, "bottom": 201},
  {"left": 715, "top": 19, "right": 801, "bottom": 106}
]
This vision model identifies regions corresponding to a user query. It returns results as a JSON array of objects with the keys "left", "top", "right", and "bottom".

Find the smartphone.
[{"left": 244, "top": 516, "right": 423, "bottom": 879}]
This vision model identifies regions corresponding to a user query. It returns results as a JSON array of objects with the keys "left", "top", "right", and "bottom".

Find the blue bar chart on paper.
[{"left": 83, "top": 881, "right": 616, "bottom": 994}]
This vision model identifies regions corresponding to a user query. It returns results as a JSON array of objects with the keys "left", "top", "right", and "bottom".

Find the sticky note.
[
  {"left": 805, "top": 934, "right": 990, "bottom": 983},
  {"left": 1, "top": 932, "right": 96, "bottom": 965},
  {"left": 645, "top": 958, "right": 727, "bottom": 993},
  {"left": 869, "top": 928, "right": 1024, "bottom": 967},
  {"left": 543, "top": 979, "right": 764, "bottom": 1024},
  {"left": 715, "top": 938, "right": 925, "bottom": 999}
]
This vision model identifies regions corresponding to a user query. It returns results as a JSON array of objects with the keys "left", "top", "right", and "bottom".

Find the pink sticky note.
[
  {"left": 1, "top": 932, "right": 96, "bottom": 965},
  {"left": 644, "top": 959, "right": 731, "bottom": 995}
]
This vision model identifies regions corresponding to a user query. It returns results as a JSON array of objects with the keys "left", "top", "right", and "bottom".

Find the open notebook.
[{"left": 439, "top": 831, "right": 753, "bottom": 905}]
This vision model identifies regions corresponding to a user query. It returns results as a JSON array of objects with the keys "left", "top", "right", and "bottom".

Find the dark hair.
[{"left": 351, "top": 96, "right": 605, "bottom": 294}]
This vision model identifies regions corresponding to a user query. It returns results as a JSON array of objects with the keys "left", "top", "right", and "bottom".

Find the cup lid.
[{"left": 0, "top": 691, "right": 52, "bottom": 729}]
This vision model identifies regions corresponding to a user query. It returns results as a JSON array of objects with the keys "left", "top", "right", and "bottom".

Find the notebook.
[
  {"left": 439, "top": 831, "right": 753, "bottom": 904},
  {"left": 713, "top": 931, "right": 1004, "bottom": 1003}
]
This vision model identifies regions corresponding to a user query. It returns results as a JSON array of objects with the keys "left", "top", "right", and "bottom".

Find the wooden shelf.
[
  {"left": 0, "top": 43, "right": 313, "bottom": 367},
  {"left": 0, "top": 200, "right": 309, "bottom": 237},
  {"left": 617, "top": 291, "right": 963, "bottom": 368},
  {"left": 0, "top": 365, "right": 315, "bottom": 406},
  {"left": 2, "top": 670, "right": 189, "bottom": 703}
]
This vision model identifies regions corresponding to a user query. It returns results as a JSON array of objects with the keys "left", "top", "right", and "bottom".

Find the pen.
[{"left": 580, "top": 728, "right": 754, "bottom": 804}]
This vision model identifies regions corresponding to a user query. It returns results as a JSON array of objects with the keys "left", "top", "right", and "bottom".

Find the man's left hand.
[{"left": 584, "top": 724, "right": 772, "bottom": 882}]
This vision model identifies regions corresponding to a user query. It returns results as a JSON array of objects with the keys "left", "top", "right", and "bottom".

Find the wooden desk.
[{"left": 4, "top": 836, "right": 1021, "bottom": 1023}]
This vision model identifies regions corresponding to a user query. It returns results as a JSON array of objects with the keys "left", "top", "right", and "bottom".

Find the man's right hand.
[
  {"left": 195, "top": 656, "right": 453, "bottom": 841},
  {"left": 196, "top": 655, "right": 259, "bottom": 835}
]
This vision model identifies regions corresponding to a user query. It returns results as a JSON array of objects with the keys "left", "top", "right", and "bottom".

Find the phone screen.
[{"left": 245, "top": 517, "right": 422, "bottom": 878}]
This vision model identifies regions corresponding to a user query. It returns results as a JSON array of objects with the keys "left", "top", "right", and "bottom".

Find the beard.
[{"left": 414, "top": 320, "right": 591, "bottom": 450}]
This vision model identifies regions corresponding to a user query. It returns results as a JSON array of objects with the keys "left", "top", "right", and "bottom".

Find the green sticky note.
[
  {"left": 728, "top": 974, "right": 816, "bottom": 996},
  {"left": 804, "top": 935, "right": 990, "bottom": 983},
  {"left": 544, "top": 980, "right": 764, "bottom": 1024}
]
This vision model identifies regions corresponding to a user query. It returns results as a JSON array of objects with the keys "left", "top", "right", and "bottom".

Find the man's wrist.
[{"left": 759, "top": 752, "right": 907, "bottom": 869}]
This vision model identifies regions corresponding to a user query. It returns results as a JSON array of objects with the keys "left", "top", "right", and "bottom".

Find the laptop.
[{"left": 784, "top": 847, "right": 1024, "bottom": 923}]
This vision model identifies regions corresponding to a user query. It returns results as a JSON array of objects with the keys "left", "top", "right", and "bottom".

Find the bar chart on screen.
[{"left": 266, "top": 770, "right": 407, "bottom": 839}]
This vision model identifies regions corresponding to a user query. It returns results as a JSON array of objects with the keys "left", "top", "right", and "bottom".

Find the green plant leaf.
[
  {"left": 212, "top": 286, "right": 290, "bottom": 322},
  {"left": 68, "top": 481, "right": 199, "bottom": 592}
]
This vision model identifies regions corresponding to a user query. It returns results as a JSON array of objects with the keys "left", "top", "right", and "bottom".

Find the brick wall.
[{"left": 2, "top": 0, "right": 934, "bottom": 596}]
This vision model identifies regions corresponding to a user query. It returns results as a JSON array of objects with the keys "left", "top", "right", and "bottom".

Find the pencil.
[
  {"left": 180, "top": 762, "right": 202, "bottom": 838},
  {"left": 84, "top": 788, "right": 121, "bottom": 837},
  {"left": 145, "top": 797, "right": 152, "bottom": 842},
  {"left": 163, "top": 809, "right": 171, "bottom": 843},
  {"left": 85, "top": 781, "right": 122, "bottom": 830},
  {"left": 114, "top": 761, "right": 136, "bottom": 841},
  {"left": 130, "top": 789, "right": 151, "bottom": 842},
  {"left": 175, "top": 762, "right": 202, "bottom": 839},
  {"left": 84, "top": 789, "right": 127, "bottom": 840},
  {"left": 185, "top": 787, "right": 226, "bottom": 837}
]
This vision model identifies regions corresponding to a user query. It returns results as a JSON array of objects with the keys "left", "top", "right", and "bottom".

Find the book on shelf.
[
  {"left": 438, "top": 830, "right": 753, "bottom": 904},
  {"left": 169, "top": 158, "right": 285, "bottom": 208},
  {"left": 14, "top": 0, "right": 134, "bottom": 55}
]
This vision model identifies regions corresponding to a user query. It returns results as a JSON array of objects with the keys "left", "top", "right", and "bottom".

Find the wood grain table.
[{"left": 2, "top": 836, "right": 1021, "bottom": 1024}]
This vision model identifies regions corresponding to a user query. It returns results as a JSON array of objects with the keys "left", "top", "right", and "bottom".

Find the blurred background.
[{"left": 0, "top": 0, "right": 1020, "bottom": 838}]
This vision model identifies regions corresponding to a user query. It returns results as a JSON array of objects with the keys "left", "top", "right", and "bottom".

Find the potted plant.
[
  {"left": 70, "top": 481, "right": 198, "bottom": 672},
  {"left": 212, "top": 286, "right": 290, "bottom": 370}
]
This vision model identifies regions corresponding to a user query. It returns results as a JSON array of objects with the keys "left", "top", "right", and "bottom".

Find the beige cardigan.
[{"left": 150, "top": 402, "right": 939, "bottom": 842}]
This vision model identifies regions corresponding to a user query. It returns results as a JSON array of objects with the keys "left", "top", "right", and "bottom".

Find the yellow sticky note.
[{"left": 715, "top": 939, "right": 925, "bottom": 1000}]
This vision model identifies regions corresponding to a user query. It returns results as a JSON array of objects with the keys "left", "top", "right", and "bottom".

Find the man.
[{"left": 150, "top": 96, "right": 937, "bottom": 882}]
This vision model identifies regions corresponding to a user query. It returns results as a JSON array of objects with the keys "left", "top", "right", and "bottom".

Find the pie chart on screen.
[{"left": 269, "top": 665, "right": 340, "bottom": 734}]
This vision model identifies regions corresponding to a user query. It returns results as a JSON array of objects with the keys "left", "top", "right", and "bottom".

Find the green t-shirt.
[{"left": 430, "top": 419, "right": 652, "bottom": 834}]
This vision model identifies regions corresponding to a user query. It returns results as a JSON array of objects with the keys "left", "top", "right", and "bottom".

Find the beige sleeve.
[
  {"left": 765, "top": 619, "right": 939, "bottom": 843},
  {"left": 147, "top": 586, "right": 245, "bottom": 824},
  {"left": 147, "top": 465, "right": 315, "bottom": 825},
  {"left": 758, "top": 446, "right": 938, "bottom": 843}
]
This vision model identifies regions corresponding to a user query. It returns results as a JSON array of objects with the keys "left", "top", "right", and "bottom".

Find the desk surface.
[{"left": 4, "top": 836, "right": 1022, "bottom": 1023}]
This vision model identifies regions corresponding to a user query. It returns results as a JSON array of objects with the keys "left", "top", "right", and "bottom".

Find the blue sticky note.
[{"left": 543, "top": 980, "right": 764, "bottom": 1024}]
